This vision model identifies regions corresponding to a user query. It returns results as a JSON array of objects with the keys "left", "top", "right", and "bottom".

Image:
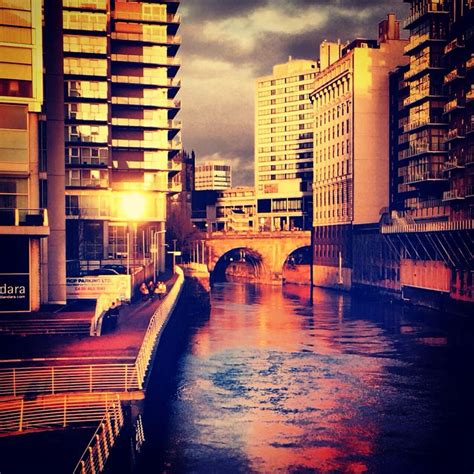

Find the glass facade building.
[{"left": 63, "top": 0, "right": 181, "bottom": 269}]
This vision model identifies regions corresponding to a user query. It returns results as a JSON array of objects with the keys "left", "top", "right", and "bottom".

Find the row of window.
[
  {"left": 258, "top": 132, "right": 313, "bottom": 145},
  {"left": 257, "top": 82, "right": 314, "bottom": 98},
  {"left": 258, "top": 103, "right": 312, "bottom": 116},
  {"left": 257, "top": 122, "right": 312, "bottom": 135},
  {"left": 259, "top": 171, "right": 312, "bottom": 181},
  {"left": 314, "top": 159, "right": 352, "bottom": 181},
  {"left": 315, "top": 120, "right": 351, "bottom": 145},
  {"left": 257, "top": 113, "right": 313, "bottom": 126},
  {"left": 316, "top": 100, "right": 351, "bottom": 126},
  {"left": 315, "top": 140, "right": 351, "bottom": 162},
  {"left": 257, "top": 152, "right": 313, "bottom": 163},
  {"left": 258, "top": 73, "right": 315, "bottom": 88},
  {"left": 258, "top": 161, "right": 313, "bottom": 172},
  {"left": 258, "top": 93, "right": 310, "bottom": 107}
]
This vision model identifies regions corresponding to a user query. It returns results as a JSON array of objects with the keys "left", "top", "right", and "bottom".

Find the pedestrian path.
[{"left": 0, "top": 276, "right": 176, "bottom": 366}]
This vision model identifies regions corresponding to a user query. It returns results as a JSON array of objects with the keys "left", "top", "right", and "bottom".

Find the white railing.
[
  {"left": 73, "top": 398, "right": 124, "bottom": 474},
  {"left": 0, "top": 364, "right": 139, "bottom": 398},
  {"left": 0, "top": 393, "right": 120, "bottom": 434},
  {"left": 135, "top": 267, "right": 184, "bottom": 389}
]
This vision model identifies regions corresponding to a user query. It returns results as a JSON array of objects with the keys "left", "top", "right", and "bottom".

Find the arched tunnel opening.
[
  {"left": 282, "top": 246, "right": 312, "bottom": 285},
  {"left": 211, "top": 248, "right": 264, "bottom": 284}
]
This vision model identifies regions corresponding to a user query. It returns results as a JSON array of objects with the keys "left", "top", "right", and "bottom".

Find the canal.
[{"left": 137, "top": 282, "right": 474, "bottom": 474}]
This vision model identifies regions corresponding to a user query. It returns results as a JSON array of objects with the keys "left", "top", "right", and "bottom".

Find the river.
[{"left": 138, "top": 282, "right": 474, "bottom": 474}]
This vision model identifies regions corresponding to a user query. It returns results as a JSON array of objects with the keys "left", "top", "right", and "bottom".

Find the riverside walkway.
[{"left": 0, "top": 270, "right": 184, "bottom": 473}]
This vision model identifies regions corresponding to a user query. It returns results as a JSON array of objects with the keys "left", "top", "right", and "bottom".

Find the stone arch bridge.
[{"left": 204, "top": 231, "right": 311, "bottom": 283}]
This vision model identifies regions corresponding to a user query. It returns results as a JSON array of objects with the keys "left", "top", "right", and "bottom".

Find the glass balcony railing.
[
  {"left": 444, "top": 68, "right": 464, "bottom": 84},
  {"left": 406, "top": 170, "right": 448, "bottom": 184},
  {"left": 444, "top": 38, "right": 464, "bottom": 54},
  {"left": 111, "top": 31, "right": 181, "bottom": 45},
  {"left": 444, "top": 98, "right": 464, "bottom": 114},
  {"left": 0, "top": 208, "right": 48, "bottom": 227},
  {"left": 111, "top": 54, "right": 181, "bottom": 66},
  {"left": 443, "top": 189, "right": 465, "bottom": 201},
  {"left": 403, "top": 4, "right": 449, "bottom": 29},
  {"left": 443, "top": 157, "right": 464, "bottom": 170}
]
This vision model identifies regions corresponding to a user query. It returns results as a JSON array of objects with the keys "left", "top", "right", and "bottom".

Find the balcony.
[
  {"left": 444, "top": 98, "right": 464, "bottom": 114},
  {"left": 111, "top": 139, "right": 180, "bottom": 151},
  {"left": 446, "top": 127, "right": 465, "bottom": 142},
  {"left": 403, "top": 119, "right": 447, "bottom": 133},
  {"left": 443, "top": 189, "right": 465, "bottom": 201},
  {"left": 466, "top": 89, "right": 474, "bottom": 102},
  {"left": 113, "top": 9, "right": 180, "bottom": 25},
  {"left": 403, "top": 89, "right": 446, "bottom": 108},
  {"left": 404, "top": 33, "right": 430, "bottom": 54},
  {"left": 0, "top": 208, "right": 49, "bottom": 237},
  {"left": 111, "top": 75, "right": 181, "bottom": 90},
  {"left": 466, "top": 56, "right": 474, "bottom": 70},
  {"left": 403, "top": 5, "right": 449, "bottom": 29},
  {"left": 406, "top": 171, "right": 448, "bottom": 184},
  {"left": 111, "top": 31, "right": 181, "bottom": 46},
  {"left": 444, "top": 68, "right": 465, "bottom": 84},
  {"left": 111, "top": 54, "right": 181, "bottom": 68},
  {"left": 444, "top": 38, "right": 465, "bottom": 55},
  {"left": 466, "top": 185, "right": 474, "bottom": 197},
  {"left": 400, "top": 143, "right": 448, "bottom": 160},
  {"left": 444, "top": 157, "right": 465, "bottom": 171}
]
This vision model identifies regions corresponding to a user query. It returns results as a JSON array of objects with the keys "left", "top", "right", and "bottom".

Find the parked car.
[
  {"left": 83, "top": 268, "right": 120, "bottom": 276},
  {"left": 102, "top": 264, "right": 127, "bottom": 274}
]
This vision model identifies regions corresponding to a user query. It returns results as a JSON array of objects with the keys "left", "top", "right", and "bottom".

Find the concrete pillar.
[{"left": 44, "top": 0, "right": 66, "bottom": 304}]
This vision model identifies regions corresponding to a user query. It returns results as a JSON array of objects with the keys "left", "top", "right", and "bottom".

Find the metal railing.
[
  {"left": 135, "top": 267, "right": 184, "bottom": 388},
  {"left": 0, "top": 392, "right": 120, "bottom": 434},
  {"left": 73, "top": 398, "right": 124, "bottom": 474},
  {"left": 0, "top": 364, "right": 139, "bottom": 398}
]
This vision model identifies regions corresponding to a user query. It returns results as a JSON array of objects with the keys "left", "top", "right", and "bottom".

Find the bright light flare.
[{"left": 118, "top": 192, "right": 147, "bottom": 221}]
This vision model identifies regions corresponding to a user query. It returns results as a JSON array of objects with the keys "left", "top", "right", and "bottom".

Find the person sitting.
[
  {"left": 147, "top": 280, "right": 155, "bottom": 294},
  {"left": 139, "top": 282, "right": 149, "bottom": 301},
  {"left": 154, "top": 281, "right": 166, "bottom": 300}
]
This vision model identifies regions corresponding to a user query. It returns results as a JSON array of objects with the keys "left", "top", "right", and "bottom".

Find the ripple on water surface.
[{"left": 141, "top": 282, "right": 474, "bottom": 474}]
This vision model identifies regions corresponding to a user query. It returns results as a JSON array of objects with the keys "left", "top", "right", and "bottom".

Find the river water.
[{"left": 139, "top": 282, "right": 474, "bottom": 474}]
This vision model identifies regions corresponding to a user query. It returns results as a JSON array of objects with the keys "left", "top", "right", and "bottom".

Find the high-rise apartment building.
[
  {"left": 63, "top": 0, "right": 181, "bottom": 273},
  {"left": 195, "top": 161, "right": 231, "bottom": 190},
  {"left": 310, "top": 14, "right": 407, "bottom": 290},
  {"left": 0, "top": 0, "right": 50, "bottom": 311},
  {"left": 255, "top": 58, "right": 317, "bottom": 231},
  {"left": 382, "top": 1, "right": 474, "bottom": 308}
]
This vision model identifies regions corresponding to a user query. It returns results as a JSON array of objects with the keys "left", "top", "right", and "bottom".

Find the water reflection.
[{"left": 141, "top": 282, "right": 474, "bottom": 474}]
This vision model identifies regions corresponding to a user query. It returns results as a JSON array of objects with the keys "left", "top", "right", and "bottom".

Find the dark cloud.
[
  {"left": 179, "top": 1, "right": 410, "bottom": 186},
  {"left": 183, "top": 0, "right": 267, "bottom": 21}
]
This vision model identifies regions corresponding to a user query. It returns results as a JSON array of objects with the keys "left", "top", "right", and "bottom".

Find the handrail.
[
  {"left": 73, "top": 397, "right": 124, "bottom": 474},
  {"left": 0, "top": 392, "right": 120, "bottom": 434},
  {"left": 0, "top": 364, "right": 139, "bottom": 397},
  {"left": 135, "top": 267, "right": 184, "bottom": 389}
]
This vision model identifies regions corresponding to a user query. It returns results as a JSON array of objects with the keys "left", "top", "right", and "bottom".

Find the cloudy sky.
[{"left": 178, "top": 1, "right": 409, "bottom": 186}]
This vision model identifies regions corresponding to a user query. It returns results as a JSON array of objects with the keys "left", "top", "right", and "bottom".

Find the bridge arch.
[
  {"left": 281, "top": 245, "right": 312, "bottom": 285},
  {"left": 205, "top": 231, "right": 311, "bottom": 284},
  {"left": 211, "top": 247, "right": 267, "bottom": 283}
]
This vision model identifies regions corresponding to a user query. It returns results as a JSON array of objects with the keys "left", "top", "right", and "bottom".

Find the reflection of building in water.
[{"left": 310, "top": 14, "right": 407, "bottom": 291}]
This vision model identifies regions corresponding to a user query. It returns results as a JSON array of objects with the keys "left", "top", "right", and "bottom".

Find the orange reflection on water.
[{"left": 185, "top": 283, "right": 390, "bottom": 472}]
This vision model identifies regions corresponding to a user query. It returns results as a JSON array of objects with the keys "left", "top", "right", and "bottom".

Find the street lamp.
[{"left": 152, "top": 229, "right": 166, "bottom": 281}]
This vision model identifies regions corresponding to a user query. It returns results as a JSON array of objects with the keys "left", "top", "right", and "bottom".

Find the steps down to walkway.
[{"left": 0, "top": 318, "right": 91, "bottom": 336}]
